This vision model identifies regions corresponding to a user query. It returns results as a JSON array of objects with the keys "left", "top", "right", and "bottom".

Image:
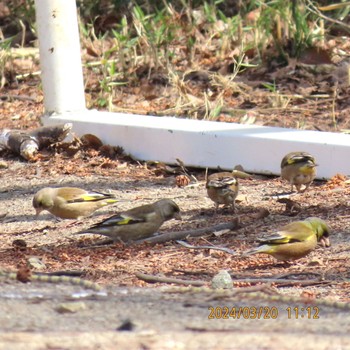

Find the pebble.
[{"left": 211, "top": 270, "right": 233, "bottom": 289}]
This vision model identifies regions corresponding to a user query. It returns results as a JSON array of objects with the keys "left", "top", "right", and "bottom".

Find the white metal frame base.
[
  {"left": 35, "top": 0, "right": 350, "bottom": 179},
  {"left": 44, "top": 111, "right": 350, "bottom": 179}
]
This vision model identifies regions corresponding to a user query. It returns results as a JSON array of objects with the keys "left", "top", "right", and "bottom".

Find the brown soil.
[{"left": 1, "top": 117, "right": 350, "bottom": 348}]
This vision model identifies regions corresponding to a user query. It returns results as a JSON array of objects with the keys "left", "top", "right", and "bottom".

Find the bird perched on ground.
[
  {"left": 280, "top": 151, "right": 317, "bottom": 192},
  {"left": 206, "top": 172, "right": 238, "bottom": 212},
  {"left": 33, "top": 187, "right": 118, "bottom": 220},
  {"left": 76, "top": 199, "right": 181, "bottom": 243},
  {"left": 243, "top": 217, "right": 330, "bottom": 261},
  {"left": 206, "top": 169, "right": 250, "bottom": 212}
]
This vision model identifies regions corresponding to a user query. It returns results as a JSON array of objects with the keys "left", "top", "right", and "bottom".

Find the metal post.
[{"left": 35, "top": 0, "right": 86, "bottom": 114}]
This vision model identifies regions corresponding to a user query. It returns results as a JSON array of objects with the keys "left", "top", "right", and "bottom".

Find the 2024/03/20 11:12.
[{"left": 208, "top": 306, "right": 319, "bottom": 319}]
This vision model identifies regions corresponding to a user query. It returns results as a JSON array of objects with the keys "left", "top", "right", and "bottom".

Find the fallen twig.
[
  {"left": 0, "top": 94, "right": 37, "bottom": 102},
  {"left": 176, "top": 240, "right": 236, "bottom": 255},
  {"left": 40, "top": 270, "right": 85, "bottom": 277},
  {"left": 162, "top": 284, "right": 275, "bottom": 296},
  {"left": 275, "top": 272, "right": 323, "bottom": 279},
  {"left": 230, "top": 278, "right": 332, "bottom": 287},
  {"left": 135, "top": 272, "right": 206, "bottom": 286},
  {"left": 136, "top": 271, "right": 330, "bottom": 288},
  {"left": 162, "top": 286, "right": 350, "bottom": 310},
  {"left": 0, "top": 269, "right": 104, "bottom": 292},
  {"left": 176, "top": 158, "right": 198, "bottom": 183},
  {"left": 137, "top": 220, "right": 240, "bottom": 245}
]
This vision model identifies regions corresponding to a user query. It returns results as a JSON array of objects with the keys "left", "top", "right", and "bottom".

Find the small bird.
[
  {"left": 33, "top": 187, "right": 118, "bottom": 220},
  {"left": 206, "top": 170, "right": 249, "bottom": 212},
  {"left": 280, "top": 151, "right": 317, "bottom": 192},
  {"left": 76, "top": 199, "right": 181, "bottom": 243},
  {"left": 243, "top": 217, "right": 330, "bottom": 261}
]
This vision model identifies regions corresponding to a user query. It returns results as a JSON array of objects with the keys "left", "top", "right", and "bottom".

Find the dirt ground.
[{"left": 1, "top": 133, "right": 350, "bottom": 349}]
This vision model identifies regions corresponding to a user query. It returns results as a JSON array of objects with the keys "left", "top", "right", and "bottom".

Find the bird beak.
[{"left": 319, "top": 236, "right": 330, "bottom": 247}]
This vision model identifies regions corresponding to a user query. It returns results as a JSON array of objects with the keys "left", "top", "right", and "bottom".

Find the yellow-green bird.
[
  {"left": 76, "top": 199, "right": 181, "bottom": 243},
  {"left": 281, "top": 151, "right": 317, "bottom": 192},
  {"left": 243, "top": 217, "right": 330, "bottom": 261},
  {"left": 33, "top": 187, "right": 118, "bottom": 220},
  {"left": 206, "top": 169, "right": 250, "bottom": 212}
]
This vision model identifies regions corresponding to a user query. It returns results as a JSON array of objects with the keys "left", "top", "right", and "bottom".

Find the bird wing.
[
  {"left": 90, "top": 213, "right": 147, "bottom": 229},
  {"left": 258, "top": 221, "right": 314, "bottom": 244},
  {"left": 257, "top": 233, "right": 293, "bottom": 245},
  {"left": 61, "top": 188, "right": 116, "bottom": 203},
  {"left": 207, "top": 173, "right": 237, "bottom": 188},
  {"left": 282, "top": 153, "right": 316, "bottom": 167}
]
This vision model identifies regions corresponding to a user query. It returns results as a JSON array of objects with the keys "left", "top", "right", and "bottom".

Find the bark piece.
[{"left": 0, "top": 123, "right": 72, "bottom": 160}]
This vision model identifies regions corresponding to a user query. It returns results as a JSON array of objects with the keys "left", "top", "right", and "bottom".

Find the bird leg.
[
  {"left": 300, "top": 182, "right": 312, "bottom": 193},
  {"left": 295, "top": 184, "right": 303, "bottom": 193}
]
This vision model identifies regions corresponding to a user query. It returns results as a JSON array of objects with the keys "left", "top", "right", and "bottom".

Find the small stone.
[
  {"left": 0, "top": 161, "right": 8, "bottom": 169},
  {"left": 235, "top": 194, "right": 247, "bottom": 203},
  {"left": 27, "top": 256, "right": 46, "bottom": 270},
  {"left": 55, "top": 302, "right": 87, "bottom": 314},
  {"left": 12, "top": 239, "right": 27, "bottom": 250},
  {"left": 211, "top": 270, "right": 233, "bottom": 289},
  {"left": 116, "top": 319, "right": 135, "bottom": 331},
  {"left": 307, "top": 258, "right": 323, "bottom": 266}
]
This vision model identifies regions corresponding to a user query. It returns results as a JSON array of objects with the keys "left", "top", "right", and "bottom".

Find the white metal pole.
[{"left": 35, "top": 0, "right": 86, "bottom": 114}]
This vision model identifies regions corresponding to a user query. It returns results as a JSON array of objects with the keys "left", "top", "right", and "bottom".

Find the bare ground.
[{"left": 0, "top": 151, "right": 350, "bottom": 349}]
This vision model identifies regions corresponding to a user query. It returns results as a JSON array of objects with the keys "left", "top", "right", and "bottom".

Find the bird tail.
[
  {"left": 75, "top": 229, "right": 93, "bottom": 235},
  {"left": 242, "top": 244, "right": 271, "bottom": 257}
]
